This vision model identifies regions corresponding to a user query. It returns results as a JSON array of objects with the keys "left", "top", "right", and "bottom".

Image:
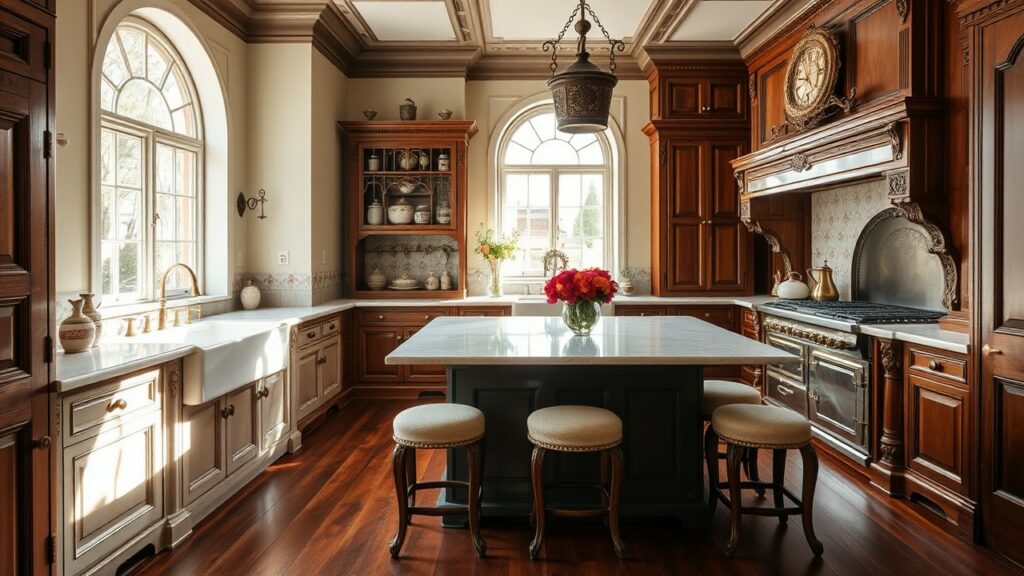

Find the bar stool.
[
  {"left": 703, "top": 380, "right": 764, "bottom": 498},
  {"left": 705, "top": 404, "right": 823, "bottom": 558},
  {"left": 527, "top": 405, "right": 625, "bottom": 560},
  {"left": 389, "top": 403, "right": 486, "bottom": 558}
]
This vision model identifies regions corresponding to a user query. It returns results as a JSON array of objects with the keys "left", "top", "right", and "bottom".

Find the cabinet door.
[
  {"left": 63, "top": 412, "right": 163, "bottom": 573},
  {"left": 664, "top": 78, "right": 701, "bottom": 118},
  {"left": 403, "top": 327, "right": 446, "bottom": 383},
  {"left": 295, "top": 346, "right": 321, "bottom": 419},
  {"left": 181, "top": 400, "right": 226, "bottom": 505},
  {"left": 357, "top": 327, "right": 402, "bottom": 384},
  {"left": 705, "top": 141, "right": 748, "bottom": 291},
  {"left": 664, "top": 141, "right": 705, "bottom": 291},
  {"left": 704, "top": 77, "right": 746, "bottom": 120},
  {"left": 259, "top": 371, "right": 288, "bottom": 451},
  {"left": 320, "top": 336, "right": 342, "bottom": 400},
  {"left": 225, "top": 385, "right": 258, "bottom": 476},
  {"left": 908, "top": 373, "right": 969, "bottom": 496}
]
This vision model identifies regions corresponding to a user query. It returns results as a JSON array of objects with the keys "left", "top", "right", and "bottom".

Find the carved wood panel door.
[
  {"left": 0, "top": 62, "right": 52, "bottom": 574},
  {"left": 978, "top": 11, "right": 1024, "bottom": 568}
]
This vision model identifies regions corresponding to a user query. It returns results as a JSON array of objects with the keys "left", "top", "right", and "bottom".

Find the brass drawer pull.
[
  {"left": 927, "top": 360, "right": 942, "bottom": 372},
  {"left": 396, "top": 335, "right": 403, "bottom": 340},
  {"left": 982, "top": 344, "right": 1003, "bottom": 356},
  {"left": 328, "top": 323, "right": 336, "bottom": 331},
  {"left": 106, "top": 398, "right": 128, "bottom": 412},
  {"left": 776, "top": 385, "right": 794, "bottom": 397},
  {"left": 33, "top": 436, "right": 51, "bottom": 449},
  {"left": 704, "top": 312, "right": 712, "bottom": 319},
  {"left": 307, "top": 330, "right": 317, "bottom": 339},
  {"left": 639, "top": 312, "right": 646, "bottom": 317},
  {"left": 379, "top": 314, "right": 385, "bottom": 320},
  {"left": 257, "top": 387, "right": 270, "bottom": 399},
  {"left": 221, "top": 404, "right": 235, "bottom": 419}
]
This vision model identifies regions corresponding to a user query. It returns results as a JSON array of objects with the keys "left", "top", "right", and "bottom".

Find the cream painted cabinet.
[
  {"left": 296, "top": 347, "right": 320, "bottom": 418},
  {"left": 225, "top": 384, "right": 258, "bottom": 476},
  {"left": 60, "top": 366, "right": 167, "bottom": 575},
  {"left": 259, "top": 371, "right": 289, "bottom": 451},
  {"left": 292, "top": 313, "right": 345, "bottom": 427},
  {"left": 181, "top": 398, "right": 227, "bottom": 505}
]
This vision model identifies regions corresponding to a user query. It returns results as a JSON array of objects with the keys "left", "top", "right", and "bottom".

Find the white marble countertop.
[
  {"left": 385, "top": 316, "right": 801, "bottom": 366},
  {"left": 55, "top": 343, "right": 196, "bottom": 393}
]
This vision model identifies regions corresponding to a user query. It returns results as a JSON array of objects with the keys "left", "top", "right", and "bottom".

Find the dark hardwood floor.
[{"left": 134, "top": 399, "right": 1021, "bottom": 576}]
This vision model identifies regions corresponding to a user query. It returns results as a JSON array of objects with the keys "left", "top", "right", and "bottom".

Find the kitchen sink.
[
  {"left": 511, "top": 297, "right": 615, "bottom": 317},
  {"left": 107, "top": 319, "right": 288, "bottom": 405}
]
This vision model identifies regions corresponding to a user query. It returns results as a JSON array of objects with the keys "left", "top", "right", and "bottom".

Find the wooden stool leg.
[
  {"left": 389, "top": 445, "right": 409, "bottom": 558},
  {"left": 704, "top": 425, "right": 720, "bottom": 508},
  {"left": 725, "top": 443, "right": 745, "bottom": 558},
  {"left": 745, "top": 447, "right": 765, "bottom": 497},
  {"left": 466, "top": 441, "right": 487, "bottom": 557},
  {"left": 405, "top": 448, "right": 417, "bottom": 522},
  {"left": 528, "top": 446, "right": 547, "bottom": 560},
  {"left": 608, "top": 446, "right": 626, "bottom": 559},
  {"left": 799, "top": 445, "right": 824, "bottom": 557},
  {"left": 773, "top": 448, "right": 788, "bottom": 524},
  {"left": 600, "top": 449, "right": 610, "bottom": 509}
]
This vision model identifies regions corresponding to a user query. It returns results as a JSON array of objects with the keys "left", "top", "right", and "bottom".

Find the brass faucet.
[
  {"left": 542, "top": 249, "right": 569, "bottom": 277},
  {"left": 158, "top": 263, "right": 201, "bottom": 330}
]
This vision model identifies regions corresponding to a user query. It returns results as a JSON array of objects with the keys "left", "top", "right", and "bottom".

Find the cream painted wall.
[
  {"left": 311, "top": 50, "right": 348, "bottom": 291},
  {"left": 245, "top": 44, "right": 313, "bottom": 275},
  {"left": 55, "top": 0, "right": 248, "bottom": 297},
  {"left": 345, "top": 77, "right": 466, "bottom": 121},
  {"left": 463, "top": 80, "right": 652, "bottom": 280}
]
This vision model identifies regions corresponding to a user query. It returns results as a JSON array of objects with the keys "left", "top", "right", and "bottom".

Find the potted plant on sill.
[
  {"left": 618, "top": 268, "right": 635, "bottom": 296},
  {"left": 544, "top": 268, "right": 619, "bottom": 336},
  {"left": 474, "top": 225, "right": 520, "bottom": 297}
]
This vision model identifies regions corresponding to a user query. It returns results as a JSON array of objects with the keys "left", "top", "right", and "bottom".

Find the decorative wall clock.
[{"left": 783, "top": 26, "right": 855, "bottom": 131}]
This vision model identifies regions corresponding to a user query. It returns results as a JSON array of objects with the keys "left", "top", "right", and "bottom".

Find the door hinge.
[
  {"left": 47, "top": 534, "right": 56, "bottom": 564},
  {"left": 43, "top": 335, "right": 53, "bottom": 364},
  {"left": 43, "top": 130, "right": 53, "bottom": 159},
  {"left": 44, "top": 41, "right": 52, "bottom": 71}
]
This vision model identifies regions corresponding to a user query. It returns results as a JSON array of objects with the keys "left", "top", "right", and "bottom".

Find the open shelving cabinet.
[{"left": 339, "top": 120, "right": 478, "bottom": 298}]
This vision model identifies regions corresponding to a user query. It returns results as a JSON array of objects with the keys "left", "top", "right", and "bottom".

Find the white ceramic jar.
[
  {"left": 414, "top": 204, "right": 430, "bottom": 224},
  {"left": 367, "top": 199, "right": 384, "bottom": 225},
  {"left": 435, "top": 200, "right": 451, "bottom": 225},
  {"left": 778, "top": 272, "right": 811, "bottom": 299},
  {"left": 240, "top": 280, "right": 261, "bottom": 310},
  {"left": 387, "top": 199, "right": 414, "bottom": 224}
]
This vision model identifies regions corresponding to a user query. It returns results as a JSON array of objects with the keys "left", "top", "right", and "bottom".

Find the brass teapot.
[{"left": 807, "top": 261, "right": 840, "bottom": 301}]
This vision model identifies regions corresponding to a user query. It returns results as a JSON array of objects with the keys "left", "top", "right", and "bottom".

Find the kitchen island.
[{"left": 386, "top": 316, "right": 800, "bottom": 524}]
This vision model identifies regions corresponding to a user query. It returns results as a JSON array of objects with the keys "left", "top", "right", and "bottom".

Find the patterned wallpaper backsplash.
[
  {"left": 811, "top": 179, "right": 891, "bottom": 300},
  {"left": 363, "top": 235, "right": 459, "bottom": 292}
]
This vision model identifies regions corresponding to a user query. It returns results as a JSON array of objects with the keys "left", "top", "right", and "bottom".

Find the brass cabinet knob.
[
  {"left": 257, "top": 387, "right": 270, "bottom": 399},
  {"left": 396, "top": 335, "right": 403, "bottom": 340},
  {"left": 33, "top": 436, "right": 51, "bottom": 449},
  {"left": 639, "top": 312, "right": 646, "bottom": 317},
  {"left": 927, "top": 360, "right": 942, "bottom": 371},
  {"left": 424, "top": 315, "right": 429, "bottom": 320},
  {"left": 307, "top": 330, "right": 317, "bottom": 339},
  {"left": 704, "top": 312, "right": 712, "bottom": 319},
  {"left": 221, "top": 404, "right": 235, "bottom": 419},
  {"left": 982, "top": 344, "right": 1003, "bottom": 356},
  {"left": 106, "top": 398, "right": 128, "bottom": 412},
  {"left": 379, "top": 315, "right": 385, "bottom": 320}
]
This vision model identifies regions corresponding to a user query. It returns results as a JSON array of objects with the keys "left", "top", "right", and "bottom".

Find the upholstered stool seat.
[
  {"left": 703, "top": 380, "right": 762, "bottom": 416},
  {"left": 527, "top": 405, "right": 622, "bottom": 451},
  {"left": 705, "top": 404, "right": 823, "bottom": 558},
  {"left": 527, "top": 405, "right": 625, "bottom": 560},
  {"left": 389, "top": 404, "right": 486, "bottom": 559},
  {"left": 711, "top": 404, "right": 812, "bottom": 448},
  {"left": 393, "top": 403, "right": 485, "bottom": 447}
]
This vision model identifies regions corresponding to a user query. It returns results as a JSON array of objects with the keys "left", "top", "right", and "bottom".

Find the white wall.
[
  {"left": 311, "top": 50, "right": 349, "bottom": 303},
  {"left": 345, "top": 77, "right": 466, "bottom": 121}
]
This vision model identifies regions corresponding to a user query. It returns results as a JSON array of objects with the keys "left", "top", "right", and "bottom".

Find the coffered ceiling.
[{"left": 189, "top": 0, "right": 812, "bottom": 78}]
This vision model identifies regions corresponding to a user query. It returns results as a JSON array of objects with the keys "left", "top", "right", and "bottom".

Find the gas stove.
[{"left": 761, "top": 300, "right": 946, "bottom": 324}]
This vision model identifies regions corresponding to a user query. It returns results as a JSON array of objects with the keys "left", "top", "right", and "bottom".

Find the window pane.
[
  {"left": 162, "top": 67, "right": 187, "bottom": 110},
  {"left": 533, "top": 139, "right": 578, "bottom": 165},
  {"left": 171, "top": 105, "right": 196, "bottom": 138},
  {"left": 156, "top": 145, "right": 173, "bottom": 193},
  {"left": 177, "top": 242, "right": 196, "bottom": 269},
  {"left": 528, "top": 174, "right": 550, "bottom": 207},
  {"left": 175, "top": 149, "right": 196, "bottom": 196},
  {"left": 577, "top": 141, "right": 605, "bottom": 165},
  {"left": 155, "top": 193, "right": 174, "bottom": 240},
  {"left": 117, "top": 189, "right": 140, "bottom": 240},
  {"left": 116, "top": 78, "right": 172, "bottom": 130},
  {"left": 146, "top": 41, "right": 169, "bottom": 85},
  {"left": 118, "top": 242, "right": 140, "bottom": 295},
  {"left": 102, "top": 38, "right": 129, "bottom": 90},
  {"left": 504, "top": 174, "right": 528, "bottom": 207},
  {"left": 118, "top": 29, "right": 146, "bottom": 77},
  {"left": 100, "top": 186, "right": 115, "bottom": 240},
  {"left": 529, "top": 114, "right": 555, "bottom": 141},
  {"left": 559, "top": 173, "right": 581, "bottom": 207},
  {"left": 155, "top": 242, "right": 174, "bottom": 288},
  {"left": 100, "top": 79, "right": 115, "bottom": 112},
  {"left": 510, "top": 122, "right": 540, "bottom": 150},
  {"left": 176, "top": 196, "right": 195, "bottom": 240},
  {"left": 504, "top": 142, "right": 532, "bottom": 165},
  {"left": 101, "top": 242, "right": 114, "bottom": 296},
  {"left": 116, "top": 133, "right": 142, "bottom": 187},
  {"left": 100, "top": 130, "right": 115, "bottom": 185}
]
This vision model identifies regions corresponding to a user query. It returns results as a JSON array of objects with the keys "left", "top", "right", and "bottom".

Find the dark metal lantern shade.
[{"left": 543, "top": 1, "right": 624, "bottom": 134}]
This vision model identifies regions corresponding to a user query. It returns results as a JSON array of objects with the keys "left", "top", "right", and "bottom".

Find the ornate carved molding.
[
  {"left": 877, "top": 338, "right": 904, "bottom": 468},
  {"left": 742, "top": 220, "right": 793, "bottom": 274},
  {"left": 894, "top": 202, "right": 960, "bottom": 308},
  {"left": 887, "top": 170, "right": 909, "bottom": 202},
  {"left": 789, "top": 153, "right": 812, "bottom": 172},
  {"left": 168, "top": 361, "right": 180, "bottom": 399},
  {"left": 748, "top": 73, "right": 757, "bottom": 101},
  {"left": 896, "top": 0, "right": 909, "bottom": 22},
  {"left": 885, "top": 122, "right": 903, "bottom": 160},
  {"left": 659, "top": 141, "right": 667, "bottom": 166},
  {"left": 958, "top": 0, "right": 1024, "bottom": 26}
]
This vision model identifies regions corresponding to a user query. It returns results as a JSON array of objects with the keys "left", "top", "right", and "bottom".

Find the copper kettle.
[{"left": 807, "top": 261, "right": 840, "bottom": 301}]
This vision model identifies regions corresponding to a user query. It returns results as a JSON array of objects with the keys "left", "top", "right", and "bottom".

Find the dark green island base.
[{"left": 442, "top": 364, "right": 710, "bottom": 527}]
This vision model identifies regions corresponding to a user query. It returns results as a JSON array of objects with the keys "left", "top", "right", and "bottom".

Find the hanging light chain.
[
  {"left": 542, "top": 4, "right": 583, "bottom": 75},
  {"left": 543, "top": 1, "right": 625, "bottom": 75},
  {"left": 583, "top": 3, "right": 626, "bottom": 72}
]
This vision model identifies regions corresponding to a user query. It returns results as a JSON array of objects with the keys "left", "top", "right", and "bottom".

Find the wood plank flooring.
[{"left": 134, "top": 399, "right": 1022, "bottom": 576}]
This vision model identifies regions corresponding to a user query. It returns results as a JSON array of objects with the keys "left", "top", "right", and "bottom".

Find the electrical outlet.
[{"left": 277, "top": 250, "right": 289, "bottom": 265}]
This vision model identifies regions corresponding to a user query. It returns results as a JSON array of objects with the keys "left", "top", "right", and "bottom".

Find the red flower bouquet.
[{"left": 544, "top": 268, "right": 618, "bottom": 335}]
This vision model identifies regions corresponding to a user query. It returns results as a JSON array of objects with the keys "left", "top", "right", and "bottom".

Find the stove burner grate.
[{"left": 763, "top": 300, "right": 946, "bottom": 324}]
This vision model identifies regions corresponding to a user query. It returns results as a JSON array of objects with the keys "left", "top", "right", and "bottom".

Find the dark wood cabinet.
[
  {"left": 739, "top": 308, "right": 763, "bottom": 394},
  {"left": 649, "top": 65, "right": 748, "bottom": 122},
  {"left": 0, "top": 1, "right": 52, "bottom": 573},
  {"left": 614, "top": 305, "right": 740, "bottom": 378},
  {"left": 355, "top": 308, "right": 450, "bottom": 398}
]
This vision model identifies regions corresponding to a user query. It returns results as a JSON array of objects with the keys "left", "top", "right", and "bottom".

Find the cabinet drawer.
[
  {"left": 741, "top": 308, "right": 757, "bottom": 330},
  {"left": 766, "top": 371, "right": 808, "bottom": 416},
  {"left": 908, "top": 347, "right": 966, "bottom": 384},
  {"left": 64, "top": 368, "right": 161, "bottom": 444},
  {"left": 359, "top": 308, "right": 447, "bottom": 326},
  {"left": 321, "top": 316, "right": 341, "bottom": 337},
  {"left": 677, "top": 305, "right": 735, "bottom": 328},
  {"left": 297, "top": 324, "right": 322, "bottom": 347},
  {"left": 615, "top": 305, "right": 672, "bottom": 317}
]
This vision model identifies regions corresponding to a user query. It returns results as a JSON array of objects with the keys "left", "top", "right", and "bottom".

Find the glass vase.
[
  {"left": 486, "top": 258, "right": 503, "bottom": 297},
  {"left": 562, "top": 300, "right": 602, "bottom": 336}
]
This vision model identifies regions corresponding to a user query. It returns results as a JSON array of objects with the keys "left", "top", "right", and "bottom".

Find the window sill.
[{"left": 98, "top": 294, "right": 233, "bottom": 318}]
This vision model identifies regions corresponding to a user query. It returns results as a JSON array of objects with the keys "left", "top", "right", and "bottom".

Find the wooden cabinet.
[
  {"left": 181, "top": 398, "right": 227, "bottom": 505},
  {"left": 60, "top": 366, "right": 167, "bottom": 575},
  {"left": 458, "top": 306, "right": 510, "bottom": 316},
  {"left": 649, "top": 64, "right": 748, "bottom": 122},
  {"left": 292, "top": 314, "right": 345, "bottom": 427},
  {"left": 339, "top": 121, "right": 478, "bottom": 299},
  {"left": 739, "top": 308, "right": 763, "bottom": 393},
  {"left": 355, "top": 307, "right": 449, "bottom": 398},
  {"left": 225, "top": 385, "right": 258, "bottom": 477},
  {"left": 615, "top": 305, "right": 673, "bottom": 317},
  {"left": 903, "top": 344, "right": 974, "bottom": 538},
  {"left": 258, "top": 371, "right": 289, "bottom": 451}
]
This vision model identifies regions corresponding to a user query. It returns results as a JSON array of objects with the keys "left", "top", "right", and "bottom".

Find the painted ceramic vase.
[
  {"left": 367, "top": 268, "right": 387, "bottom": 290},
  {"left": 60, "top": 299, "right": 96, "bottom": 353},
  {"left": 440, "top": 271, "right": 452, "bottom": 290},
  {"left": 241, "top": 280, "right": 261, "bottom": 310},
  {"left": 425, "top": 273, "right": 440, "bottom": 291},
  {"left": 80, "top": 293, "right": 103, "bottom": 347}
]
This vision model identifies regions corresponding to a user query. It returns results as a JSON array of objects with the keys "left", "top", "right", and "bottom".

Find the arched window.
[
  {"left": 98, "top": 18, "right": 203, "bottom": 302},
  {"left": 497, "top": 106, "right": 613, "bottom": 278}
]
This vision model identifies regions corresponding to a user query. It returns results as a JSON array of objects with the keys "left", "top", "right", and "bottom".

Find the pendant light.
[{"left": 542, "top": 0, "right": 625, "bottom": 133}]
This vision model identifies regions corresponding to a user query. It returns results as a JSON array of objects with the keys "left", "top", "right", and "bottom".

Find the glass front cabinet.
[{"left": 339, "top": 121, "right": 478, "bottom": 298}]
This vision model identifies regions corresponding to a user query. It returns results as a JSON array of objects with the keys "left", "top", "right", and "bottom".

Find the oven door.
[
  {"left": 808, "top": 349, "right": 869, "bottom": 453},
  {"left": 765, "top": 332, "right": 805, "bottom": 382}
]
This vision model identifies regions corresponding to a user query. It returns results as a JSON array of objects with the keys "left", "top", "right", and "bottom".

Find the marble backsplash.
[{"left": 811, "top": 179, "right": 891, "bottom": 300}]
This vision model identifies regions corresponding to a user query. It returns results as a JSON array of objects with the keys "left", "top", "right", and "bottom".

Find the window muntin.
[
  {"left": 498, "top": 109, "right": 611, "bottom": 278},
  {"left": 98, "top": 19, "right": 203, "bottom": 303}
]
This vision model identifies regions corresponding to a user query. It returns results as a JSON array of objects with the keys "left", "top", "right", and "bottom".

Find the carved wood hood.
[{"left": 732, "top": 95, "right": 942, "bottom": 202}]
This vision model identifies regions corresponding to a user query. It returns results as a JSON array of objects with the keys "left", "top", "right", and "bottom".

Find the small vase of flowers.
[
  {"left": 474, "top": 225, "right": 520, "bottom": 297},
  {"left": 544, "top": 268, "right": 618, "bottom": 336}
]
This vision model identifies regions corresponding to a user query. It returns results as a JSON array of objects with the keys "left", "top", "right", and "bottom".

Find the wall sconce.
[{"left": 237, "top": 189, "right": 267, "bottom": 220}]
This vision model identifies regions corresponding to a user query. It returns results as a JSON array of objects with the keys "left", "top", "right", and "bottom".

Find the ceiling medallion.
[
  {"left": 783, "top": 26, "right": 856, "bottom": 132},
  {"left": 542, "top": 0, "right": 624, "bottom": 134}
]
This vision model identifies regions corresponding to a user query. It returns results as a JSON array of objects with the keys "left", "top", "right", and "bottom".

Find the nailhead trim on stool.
[
  {"left": 705, "top": 404, "right": 823, "bottom": 558},
  {"left": 527, "top": 405, "right": 626, "bottom": 560},
  {"left": 389, "top": 404, "right": 486, "bottom": 558}
]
